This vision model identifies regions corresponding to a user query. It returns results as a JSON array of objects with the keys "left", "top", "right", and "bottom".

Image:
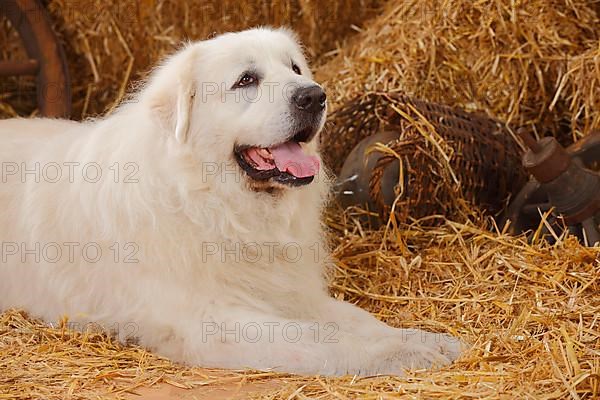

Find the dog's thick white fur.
[{"left": 0, "top": 28, "right": 461, "bottom": 376}]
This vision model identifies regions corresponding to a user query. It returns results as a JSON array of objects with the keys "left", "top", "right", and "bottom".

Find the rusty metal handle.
[{"left": 0, "top": 59, "right": 39, "bottom": 76}]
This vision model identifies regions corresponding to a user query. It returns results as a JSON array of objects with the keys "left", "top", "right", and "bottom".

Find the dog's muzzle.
[{"left": 233, "top": 85, "right": 326, "bottom": 188}]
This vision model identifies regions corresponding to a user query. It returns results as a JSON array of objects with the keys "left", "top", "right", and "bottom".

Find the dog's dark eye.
[
  {"left": 234, "top": 73, "right": 258, "bottom": 88},
  {"left": 292, "top": 63, "right": 301, "bottom": 75}
]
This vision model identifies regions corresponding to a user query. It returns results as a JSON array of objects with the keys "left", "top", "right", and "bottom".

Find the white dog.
[{"left": 0, "top": 28, "right": 461, "bottom": 375}]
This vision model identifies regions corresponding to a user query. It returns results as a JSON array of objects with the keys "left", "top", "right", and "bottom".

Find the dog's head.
[{"left": 145, "top": 28, "right": 327, "bottom": 192}]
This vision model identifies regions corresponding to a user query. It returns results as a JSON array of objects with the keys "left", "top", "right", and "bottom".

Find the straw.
[
  {"left": 0, "top": 0, "right": 384, "bottom": 118},
  {"left": 2, "top": 209, "right": 599, "bottom": 399},
  {"left": 316, "top": 0, "right": 600, "bottom": 141}
]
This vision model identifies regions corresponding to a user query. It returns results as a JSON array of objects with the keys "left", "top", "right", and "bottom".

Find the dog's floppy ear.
[
  {"left": 147, "top": 46, "right": 198, "bottom": 144},
  {"left": 173, "top": 79, "right": 196, "bottom": 143}
]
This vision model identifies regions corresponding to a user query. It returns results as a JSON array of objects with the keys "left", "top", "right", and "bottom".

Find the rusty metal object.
[
  {"left": 0, "top": 0, "right": 71, "bottom": 117},
  {"left": 521, "top": 136, "right": 572, "bottom": 183},
  {"left": 333, "top": 93, "right": 528, "bottom": 226},
  {"left": 338, "top": 131, "right": 400, "bottom": 217},
  {"left": 0, "top": 59, "right": 39, "bottom": 76},
  {"left": 506, "top": 131, "right": 600, "bottom": 245}
]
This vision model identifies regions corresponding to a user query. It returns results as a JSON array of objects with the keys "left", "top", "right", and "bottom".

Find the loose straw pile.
[
  {"left": 317, "top": 0, "right": 600, "bottom": 141},
  {"left": 2, "top": 210, "right": 599, "bottom": 399}
]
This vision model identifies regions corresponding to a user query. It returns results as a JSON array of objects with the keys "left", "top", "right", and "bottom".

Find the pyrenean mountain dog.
[{"left": 0, "top": 28, "right": 462, "bottom": 375}]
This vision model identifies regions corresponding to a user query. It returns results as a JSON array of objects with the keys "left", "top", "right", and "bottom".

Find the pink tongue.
[{"left": 269, "top": 142, "right": 320, "bottom": 178}]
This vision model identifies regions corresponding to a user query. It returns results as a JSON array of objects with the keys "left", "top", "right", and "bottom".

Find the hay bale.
[
  {"left": 0, "top": 0, "right": 384, "bottom": 118},
  {"left": 317, "top": 0, "right": 600, "bottom": 144},
  {"left": 563, "top": 45, "right": 600, "bottom": 141}
]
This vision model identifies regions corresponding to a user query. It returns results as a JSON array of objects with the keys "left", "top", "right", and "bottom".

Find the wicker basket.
[{"left": 324, "top": 93, "right": 529, "bottom": 225}]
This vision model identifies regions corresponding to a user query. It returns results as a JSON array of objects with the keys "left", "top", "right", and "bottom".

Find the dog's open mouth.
[{"left": 234, "top": 140, "right": 320, "bottom": 187}]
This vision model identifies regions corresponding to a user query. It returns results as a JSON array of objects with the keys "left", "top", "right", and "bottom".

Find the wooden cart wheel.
[{"left": 0, "top": 0, "right": 71, "bottom": 118}]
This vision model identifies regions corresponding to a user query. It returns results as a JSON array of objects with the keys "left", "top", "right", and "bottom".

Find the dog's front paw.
[{"left": 373, "top": 329, "right": 463, "bottom": 374}]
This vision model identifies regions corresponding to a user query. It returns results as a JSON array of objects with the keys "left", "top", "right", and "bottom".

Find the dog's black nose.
[{"left": 292, "top": 86, "right": 327, "bottom": 114}]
